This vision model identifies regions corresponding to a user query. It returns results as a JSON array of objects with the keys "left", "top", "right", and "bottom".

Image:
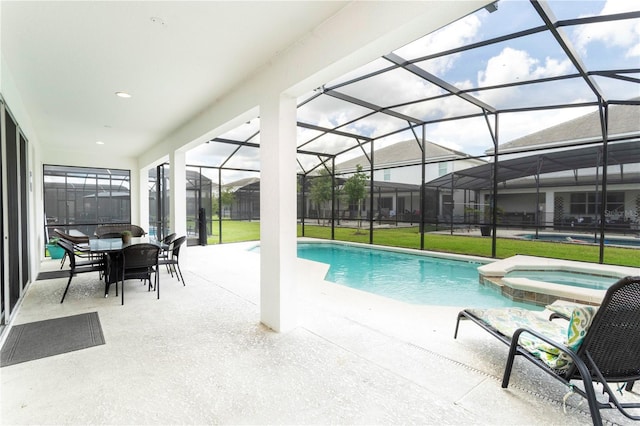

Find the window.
[
  {"left": 570, "top": 192, "right": 624, "bottom": 216},
  {"left": 44, "top": 165, "right": 131, "bottom": 237},
  {"left": 383, "top": 169, "right": 391, "bottom": 181},
  {"left": 438, "top": 162, "right": 448, "bottom": 177},
  {"left": 605, "top": 192, "right": 625, "bottom": 219}
]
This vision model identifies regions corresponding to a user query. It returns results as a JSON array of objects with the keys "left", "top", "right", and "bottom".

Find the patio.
[{"left": 2, "top": 242, "right": 636, "bottom": 425}]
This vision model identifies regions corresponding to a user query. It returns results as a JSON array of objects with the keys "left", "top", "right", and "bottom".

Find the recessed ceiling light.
[
  {"left": 115, "top": 91, "right": 131, "bottom": 98},
  {"left": 96, "top": 141, "right": 105, "bottom": 145},
  {"left": 150, "top": 16, "right": 166, "bottom": 26}
]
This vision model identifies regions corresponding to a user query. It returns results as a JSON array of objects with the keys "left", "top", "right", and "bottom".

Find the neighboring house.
[
  {"left": 335, "top": 139, "right": 486, "bottom": 184},
  {"left": 332, "top": 139, "right": 486, "bottom": 222},
  {"left": 427, "top": 103, "right": 640, "bottom": 232},
  {"left": 222, "top": 177, "right": 261, "bottom": 220}
]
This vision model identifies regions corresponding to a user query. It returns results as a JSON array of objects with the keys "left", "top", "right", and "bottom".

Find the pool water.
[
  {"left": 504, "top": 270, "right": 617, "bottom": 290},
  {"left": 296, "top": 243, "right": 539, "bottom": 309}
]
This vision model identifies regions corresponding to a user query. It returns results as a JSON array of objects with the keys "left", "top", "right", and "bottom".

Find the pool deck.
[{"left": 2, "top": 242, "right": 639, "bottom": 425}]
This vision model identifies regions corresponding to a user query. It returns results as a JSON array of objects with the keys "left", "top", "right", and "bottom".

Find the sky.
[{"left": 187, "top": 0, "right": 639, "bottom": 183}]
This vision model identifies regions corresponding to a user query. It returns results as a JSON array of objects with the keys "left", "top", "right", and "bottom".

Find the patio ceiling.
[
  {"left": 188, "top": 0, "right": 640, "bottom": 179},
  {"left": 1, "top": 1, "right": 350, "bottom": 158}
]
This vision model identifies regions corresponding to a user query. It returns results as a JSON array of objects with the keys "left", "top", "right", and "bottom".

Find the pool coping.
[
  {"left": 478, "top": 255, "right": 640, "bottom": 306},
  {"left": 297, "top": 237, "right": 492, "bottom": 265}
]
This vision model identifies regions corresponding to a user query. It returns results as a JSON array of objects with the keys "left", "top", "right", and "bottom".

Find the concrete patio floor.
[{"left": 1, "top": 241, "right": 637, "bottom": 425}]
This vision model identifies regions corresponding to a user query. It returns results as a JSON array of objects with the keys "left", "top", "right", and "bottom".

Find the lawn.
[{"left": 206, "top": 220, "right": 639, "bottom": 267}]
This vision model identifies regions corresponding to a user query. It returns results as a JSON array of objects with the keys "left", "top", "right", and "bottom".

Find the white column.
[
  {"left": 545, "top": 191, "right": 555, "bottom": 229},
  {"left": 259, "top": 94, "right": 297, "bottom": 333},
  {"left": 138, "top": 167, "right": 150, "bottom": 235},
  {"left": 170, "top": 150, "right": 188, "bottom": 238}
]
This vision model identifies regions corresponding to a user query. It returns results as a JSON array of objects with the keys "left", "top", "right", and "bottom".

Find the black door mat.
[
  {"left": 37, "top": 270, "right": 70, "bottom": 280},
  {"left": 1, "top": 312, "right": 105, "bottom": 367}
]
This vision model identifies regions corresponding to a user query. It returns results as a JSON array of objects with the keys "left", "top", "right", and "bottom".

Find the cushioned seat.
[{"left": 464, "top": 305, "right": 597, "bottom": 371}]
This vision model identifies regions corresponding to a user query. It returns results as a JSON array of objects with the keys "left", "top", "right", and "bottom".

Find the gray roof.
[
  {"left": 427, "top": 141, "right": 640, "bottom": 190},
  {"left": 223, "top": 177, "right": 260, "bottom": 192},
  {"left": 335, "top": 139, "right": 474, "bottom": 173},
  {"left": 494, "top": 102, "right": 640, "bottom": 153}
]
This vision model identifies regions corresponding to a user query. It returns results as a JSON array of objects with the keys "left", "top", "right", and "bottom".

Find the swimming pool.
[
  {"left": 518, "top": 233, "right": 640, "bottom": 248},
  {"left": 296, "top": 243, "right": 539, "bottom": 309},
  {"left": 503, "top": 270, "right": 617, "bottom": 290}
]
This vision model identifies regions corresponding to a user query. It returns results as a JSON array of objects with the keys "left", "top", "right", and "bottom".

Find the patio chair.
[
  {"left": 98, "top": 232, "right": 125, "bottom": 239},
  {"left": 545, "top": 299, "right": 635, "bottom": 393},
  {"left": 119, "top": 243, "right": 160, "bottom": 305},
  {"left": 158, "top": 235, "right": 186, "bottom": 285},
  {"left": 53, "top": 228, "right": 91, "bottom": 269},
  {"left": 454, "top": 276, "right": 640, "bottom": 426},
  {"left": 162, "top": 232, "right": 177, "bottom": 247},
  {"left": 57, "top": 239, "right": 105, "bottom": 303},
  {"left": 158, "top": 232, "right": 177, "bottom": 271},
  {"left": 95, "top": 224, "right": 147, "bottom": 238},
  {"left": 128, "top": 225, "right": 147, "bottom": 237}
]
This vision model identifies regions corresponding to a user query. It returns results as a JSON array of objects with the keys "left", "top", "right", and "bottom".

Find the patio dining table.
[{"left": 89, "top": 237, "right": 164, "bottom": 296}]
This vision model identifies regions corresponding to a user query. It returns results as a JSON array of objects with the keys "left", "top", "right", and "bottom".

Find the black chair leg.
[
  {"left": 176, "top": 264, "right": 186, "bottom": 286},
  {"left": 60, "top": 273, "right": 73, "bottom": 303}
]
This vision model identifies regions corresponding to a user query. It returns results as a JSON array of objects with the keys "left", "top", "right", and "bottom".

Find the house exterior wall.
[{"left": 371, "top": 158, "right": 484, "bottom": 186}]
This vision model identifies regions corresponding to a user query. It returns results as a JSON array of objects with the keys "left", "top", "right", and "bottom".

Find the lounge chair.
[{"left": 454, "top": 276, "right": 640, "bottom": 425}]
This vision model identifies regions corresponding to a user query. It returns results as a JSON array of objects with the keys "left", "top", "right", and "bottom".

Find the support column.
[
  {"left": 170, "top": 150, "right": 187, "bottom": 238},
  {"left": 545, "top": 191, "right": 555, "bottom": 230},
  {"left": 138, "top": 168, "right": 150, "bottom": 235},
  {"left": 260, "top": 94, "right": 297, "bottom": 333}
]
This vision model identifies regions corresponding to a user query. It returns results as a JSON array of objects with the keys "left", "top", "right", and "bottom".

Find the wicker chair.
[
  {"left": 53, "top": 228, "right": 92, "bottom": 268},
  {"left": 98, "top": 232, "right": 124, "bottom": 239},
  {"left": 454, "top": 276, "right": 640, "bottom": 425},
  {"left": 95, "top": 224, "right": 146, "bottom": 238},
  {"left": 57, "top": 239, "right": 104, "bottom": 303},
  {"left": 158, "top": 235, "right": 186, "bottom": 285},
  {"left": 119, "top": 243, "right": 160, "bottom": 305}
]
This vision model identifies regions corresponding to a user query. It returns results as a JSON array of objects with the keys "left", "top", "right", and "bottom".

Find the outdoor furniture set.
[{"left": 55, "top": 227, "right": 186, "bottom": 305}]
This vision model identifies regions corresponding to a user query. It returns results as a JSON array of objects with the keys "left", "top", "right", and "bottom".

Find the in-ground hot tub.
[{"left": 477, "top": 255, "right": 639, "bottom": 306}]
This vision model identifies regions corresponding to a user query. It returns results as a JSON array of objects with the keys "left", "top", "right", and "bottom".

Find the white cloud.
[
  {"left": 394, "top": 14, "right": 482, "bottom": 72},
  {"left": 478, "top": 47, "right": 572, "bottom": 86},
  {"left": 573, "top": 0, "right": 640, "bottom": 58},
  {"left": 475, "top": 47, "right": 576, "bottom": 109}
]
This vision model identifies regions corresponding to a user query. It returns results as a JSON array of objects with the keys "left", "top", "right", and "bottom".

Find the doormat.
[
  {"left": 37, "top": 270, "right": 70, "bottom": 280},
  {"left": 1, "top": 312, "right": 105, "bottom": 367}
]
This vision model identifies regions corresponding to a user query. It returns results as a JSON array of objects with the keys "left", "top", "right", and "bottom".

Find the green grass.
[
  {"left": 203, "top": 220, "right": 639, "bottom": 267},
  {"left": 207, "top": 220, "right": 261, "bottom": 244}
]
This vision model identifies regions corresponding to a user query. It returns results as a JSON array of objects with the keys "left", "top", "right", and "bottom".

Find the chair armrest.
[
  {"left": 511, "top": 326, "right": 574, "bottom": 361},
  {"left": 503, "top": 326, "right": 595, "bottom": 391}
]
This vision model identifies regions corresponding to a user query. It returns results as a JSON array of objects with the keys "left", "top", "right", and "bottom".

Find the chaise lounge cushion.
[
  {"left": 545, "top": 299, "right": 598, "bottom": 320},
  {"left": 467, "top": 305, "right": 599, "bottom": 371}
]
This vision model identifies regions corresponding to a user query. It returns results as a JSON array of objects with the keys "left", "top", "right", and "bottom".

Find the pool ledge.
[{"left": 479, "top": 255, "right": 639, "bottom": 306}]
